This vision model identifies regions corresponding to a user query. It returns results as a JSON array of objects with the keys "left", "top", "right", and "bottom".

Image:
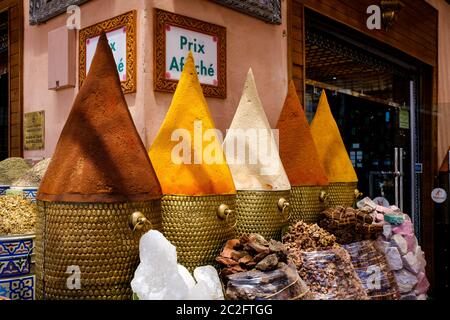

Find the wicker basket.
[
  {"left": 289, "top": 186, "right": 328, "bottom": 225},
  {"left": 35, "top": 200, "right": 161, "bottom": 300},
  {"left": 327, "top": 182, "right": 359, "bottom": 208},
  {"left": 234, "top": 190, "right": 290, "bottom": 241},
  {"left": 161, "top": 194, "right": 236, "bottom": 272}
]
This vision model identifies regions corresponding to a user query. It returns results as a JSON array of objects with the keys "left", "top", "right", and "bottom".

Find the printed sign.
[
  {"left": 415, "top": 163, "right": 423, "bottom": 174},
  {"left": 165, "top": 26, "right": 218, "bottom": 86},
  {"left": 154, "top": 9, "right": 226, "bottom": 98},
  {"left": 24, "top": 111, "right": 45, "bottom": 151},
  {"left": 79, "top": 11, "right": 137, "bottom": 93},
  {"left": 86, "top": 28, "right": 127, "bottom": 81},
  {"left": 431, "top": 188, "right": 447, "bottom": 204},
  {"left": 399, "top": 110, "right": 410, "bottom": 129}
]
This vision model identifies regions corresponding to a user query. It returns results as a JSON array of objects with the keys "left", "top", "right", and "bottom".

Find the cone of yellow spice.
[
  {"left": 223, "top": 69, "right": 291, "bottom": 240},
  {"left": 149, "top": 52, "right": 236, "bottom": 271},
  {"left": 310, "top": 90, "right": 360, "bottom": 207},
  {"left": 277, "top": 81, "right": 329, "bottom": 224},
  {"left": 35, "top": 33, "right": 162, "bottom": 300}
]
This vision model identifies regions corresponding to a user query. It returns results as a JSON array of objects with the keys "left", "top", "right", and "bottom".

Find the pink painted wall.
[{"left": 23, "top": 0, "right": 288, "bottom": 160}]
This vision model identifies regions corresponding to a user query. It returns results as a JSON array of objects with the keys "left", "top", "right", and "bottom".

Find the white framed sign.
[
  {"left": 165, "top": 25, "right": 218, "bottom": 86},
  {"left": 86, "top": 28, "right": 127, "bottom": 82},
  {"left": 154, "top": 9, "right": 227, "bottom": 99},
  {"left": 79, "top": 11, "right": 137, "bottom": 94}
]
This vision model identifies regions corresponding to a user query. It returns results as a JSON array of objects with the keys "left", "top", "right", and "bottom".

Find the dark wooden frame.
[
  {"left": 1, "top": 0, "right": 23, "bottom": 158},
  {"left": 210, "top": 0, "right": 282, "bottom": 25},
  {"left": 153, "top": 8, "right": 227, "bottom": 99},
  {"left": 79, "top": 10, "right": 137, "bottom": 94},
  {"left": 29, "top": 0, "right": 90, "bottom": 25}
]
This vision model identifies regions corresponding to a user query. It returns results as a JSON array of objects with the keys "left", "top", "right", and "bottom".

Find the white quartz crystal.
[
  {"left": 131, "top": 230, "right": 189, "bottom": 300},
  {"left": 178, "top": 264, "right": 196, "bottom": 290},
  {"left": 131, "top": 230, "right": 224, "bottom": 300},
  {"left": 189, "top": 266, "right": 225, "bottom": 300}
]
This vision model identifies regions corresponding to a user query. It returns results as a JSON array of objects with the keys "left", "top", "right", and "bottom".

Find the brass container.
[
  {"left": 327, "top": 182, "right": 360, "bottom": 208},
  {"left": 161, "top": 194, "right": 236, "bottom": 272},
  {"left": 235, "top": 190, "right": 290, "bottom": 241},
  {"left": 290, "top": 186, "right": 328, "bottom": 225},
  {"left": 35, "top": 200, "right": 161, "bottom": 300}
]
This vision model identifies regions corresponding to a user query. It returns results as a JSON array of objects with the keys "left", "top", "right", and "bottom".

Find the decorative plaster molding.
[
  {"left": 29, "top": 0, "right": 90, "bottom": 25},
  {"left": 210, "top": 0, "right": 281, "bottom": 24}
]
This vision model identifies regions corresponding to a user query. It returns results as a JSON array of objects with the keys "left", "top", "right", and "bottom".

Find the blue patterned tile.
[{"left": 0, "top": 275, "right": 35, "bottom": 300}]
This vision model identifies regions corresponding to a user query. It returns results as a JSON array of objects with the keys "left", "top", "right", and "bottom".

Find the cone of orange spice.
[{"left": 277, "top": 81, "right": 329, "bottom": 224}]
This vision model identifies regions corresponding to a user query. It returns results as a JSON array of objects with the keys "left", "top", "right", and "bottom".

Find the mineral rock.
[
  {"left": 132, "top": 231, "right": 224, "bottom": 300},
  {"left": 394, "top": 269, "right": 418, "bottom": 293},
  {"left": 402, "top": 252, "right": 420, "bottom": 274},
  {"left": 255, "top": 254, "right": 279, "bottom": 271},
  {"left": 391, "top": 234, "right": 408, "bottom": 255},
  {"left": 189, "top": 266, "right": 224, "bottom": 300},
  {"left": 131, "top": 231, "right": 189, "bottom": 300},
  {"left": 384, "top": 247, "right": 403, "bottom": 271}
]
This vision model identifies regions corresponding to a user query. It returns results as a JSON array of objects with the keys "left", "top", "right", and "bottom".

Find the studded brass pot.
[
  {"left": 35, "top": 200, "right": 162, "bottom": 300},
  {"left": 327, "top": 182, "right": 360, "bottom": 208},
  {"left": 234, "top": 190, "right": 290, "bottom": 241},
  {"left": 289, "top": 186, "right": 328, "bottom": 225},
  {"left": 161, "top": 194, "right": 236, "bottom": 272}
]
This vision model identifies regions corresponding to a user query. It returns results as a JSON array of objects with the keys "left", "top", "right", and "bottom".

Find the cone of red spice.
[{"left": 37, "top": 33, "right": 161, "bottom": 203}]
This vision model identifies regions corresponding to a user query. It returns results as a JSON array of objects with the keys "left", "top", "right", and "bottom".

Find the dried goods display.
[
  {"left": 0, "top": 195, "right": 37, "bottom": 235},
  {"left": 294, "top": 247, "right": 368, "bottom": 300},
  {"left": 282, "top": 221, "right": 338, "bottom": 252},
  {"left": 12, "top": 158, "right": 51, "bottom": 187},
  {"left": 225, "top": 262, "right": 311, "bottom": 300},
  {"left": 216, "top": 234, "right": 311, "bottom": 300},
  {"left": 0, "top": 158, "right": 31, "bottom": 185},
  {"left": 319, "top": 206, "right": 383, "bottom": 244},
  {"left": 343, "top": 241, "right": 400, "bottom": 300},
  {"left": 216, "top": 234, "right": 290, "bottom": 276}
]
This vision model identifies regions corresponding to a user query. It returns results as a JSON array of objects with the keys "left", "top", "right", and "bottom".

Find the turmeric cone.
[
  {"left": 149, "top": 52, "right": 235, "bottom": 196},
  {"left": 149, "top": 52, "right": 236, "bottom": 271},
  {"left": 311, "top": 90, "right": 359, "bottom": 207}
]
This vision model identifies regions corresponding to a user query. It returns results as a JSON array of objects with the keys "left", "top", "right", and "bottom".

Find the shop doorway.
[
  {"left": 0, "top": 10, "right": 7, "bottom": 160},
  {"left": 304, "top": 10, "right": 424, "bottom": 235}
]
